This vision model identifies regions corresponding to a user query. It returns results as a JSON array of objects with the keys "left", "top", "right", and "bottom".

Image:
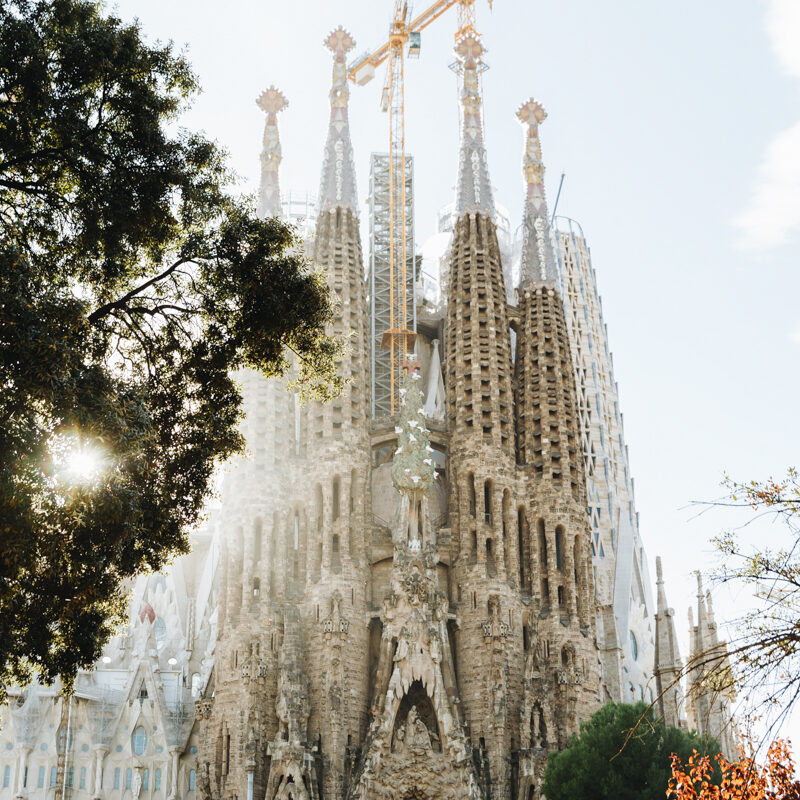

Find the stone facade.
[
  {"left": 1, "top": 21, "right": 738, "bottom": 800},
  {"left": 553, "top": 219, "right": 656, "bottom": 706}
]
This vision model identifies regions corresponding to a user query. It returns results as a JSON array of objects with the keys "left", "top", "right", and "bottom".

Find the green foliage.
[
  {"left": 542, "top": 702, "right": 721, "bottom": 800},
  {"left": 0, "top": 0, "right": 340, "bottom": 699}
]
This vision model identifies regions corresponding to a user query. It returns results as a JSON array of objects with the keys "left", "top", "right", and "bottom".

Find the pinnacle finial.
[
  {"left": 256, "top": 86, "right": 288, "bottom": 116},
  {"left": 516, "top": 97, "right": 547, "bottom": 126},
  {"left": 453, "top": 35, "right": 494, "bottom": 218},
  {"left": 455, "top": 34, "right": 484, "bottom": 65},
  {"left": 318, "top": 27, "right": 358, "bottom": 215},
  {"left": 518, "top": 95, "right": 558, "bottom": 288},
  {"left": 256, "top": 86, "right": 287, "bottom": 219},
  {"left": 324, "top": 26, "right": 355, "bottom": 58}
]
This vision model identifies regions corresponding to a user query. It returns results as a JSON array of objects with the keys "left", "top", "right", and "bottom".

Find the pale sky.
[{"left": 112, "top": 0, "right": 800, "bottom": 740}]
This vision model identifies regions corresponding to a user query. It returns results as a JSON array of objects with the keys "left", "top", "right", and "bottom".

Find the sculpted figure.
[
  {"left": 393, "top": 722, "right": 406, "bottom": 753},
  {"left": 406, "top": 707, "right": 432, "bottom": 751}
]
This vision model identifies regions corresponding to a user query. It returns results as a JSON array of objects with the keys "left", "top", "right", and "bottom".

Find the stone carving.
[
  {"left": 322, "top": 592, "right": 349, "bottom": 637},
  {"left": 318, "top": 27, "right": 358, "bottom": 213},
  {"left": 482, "top": 595, "right": 510, "bottom": 639},
  {"left": 391, "top": 371, "right": 435, "bottom": 497},
  {"left": 454, "top": 35, "right": 494, "bottom": 217},
  {"left": 405, "top": 707, "right": 434, "bottom": 751}
]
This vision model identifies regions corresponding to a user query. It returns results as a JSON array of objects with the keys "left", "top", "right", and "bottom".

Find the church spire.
[
  {"left": 256, "top": 86, "right": 288, "bottom": 219},
  {"left": 517, "top": 98, "right": 558, "bottom": 288},
  {"left": 318, "top": 26, "right": 358, "bottom": 215},
  {"left": 654, "top": 556, "right": 685, "bottom": 729},
  {"left": 454, "top": 35, "right": 494, "bottom": 218}
]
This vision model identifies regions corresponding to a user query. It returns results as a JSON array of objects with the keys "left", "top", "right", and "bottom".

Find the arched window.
[
  {"left": 189, "top": 770, "right": 196, "bottom": 792},
  {"left": 555, "top": 525, "right": 565, "bottom": 572},
  {"left": 468, "top": 474, "right": 476, "bottom": 517},
  {"left": 315, "top": 485, "right": 323, "bottom": 532},
  {"left": 331, "top": 534, "right": 341, "bottom": 572},
  {"left": 132, "top": 726, "right": 147, "bottom": 756},
  {"left": 332, "top": 476, "right": 341, "bottom": 521},
  {"left": 629, "top": 631, "right": 638, "bottom": 661},
  {"left": 350, "top": 468, "right": 357, "bottom": 514},
  {"left": 253, "top": 519, "right": 263, "bottom": 563},
  {"left": 483, "top": 480, "right": 493, "bottom": 525},
  {"left": 537, "top": 519, "right": 547, "bottom": 568}
]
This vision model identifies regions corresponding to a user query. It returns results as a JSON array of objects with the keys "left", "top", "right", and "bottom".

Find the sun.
[
  {"left": 51, "top": 432, "right": 109, "bottom": 485},
  {"left": 67, "top": 448, "right": 104, "bottom": 481}
]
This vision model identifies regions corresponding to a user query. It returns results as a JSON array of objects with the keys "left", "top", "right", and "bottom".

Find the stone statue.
[
  {"left": 406, "top": 707, "right": 432, "bottom": 751},
  {"left": 392, "top": 722, "right": 406, "bottom": 753},
  {"left": 132, "top": 769, "right": 142, "bottom": 799}
]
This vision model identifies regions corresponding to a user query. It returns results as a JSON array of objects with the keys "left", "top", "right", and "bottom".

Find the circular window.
[
  {"left": 132, "top": 727, "right": 148, "bottom": 756},
  {"left": 629, "top": 631, "right": 638, "bottom": 661}
]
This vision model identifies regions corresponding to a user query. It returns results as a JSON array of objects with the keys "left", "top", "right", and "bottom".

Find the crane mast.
[{"left": 349, "top": 0, "right": 491, "bottom": 414}]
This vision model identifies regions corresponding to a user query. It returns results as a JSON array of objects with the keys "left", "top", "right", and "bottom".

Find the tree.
[
  {"left": 691, "top": 469, "right": 800, "bottom": 736},
  {"left": 0, "top": 0, "right": 341, "bottom": 700},
  {"left": 668, "top": 739, "right": 800, "bottom": 800},
  {"left": 542, "top": 702, "right": 721, "bottom": 800}
]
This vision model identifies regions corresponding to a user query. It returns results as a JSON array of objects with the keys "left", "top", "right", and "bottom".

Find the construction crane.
[{"left": 348, "top": 0, "right": 492, "bottom": 414}]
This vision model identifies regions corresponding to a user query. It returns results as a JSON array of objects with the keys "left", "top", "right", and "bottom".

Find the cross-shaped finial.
[
  {"left": 256, "top": 86, "right": 288, "bottom": 115},
  {"left": 455, "top": 35, "right": 484, "bottom": 64},
  {"left": 325, "top": 26, "right": 355, "bottom": 58},
  {"left": 516, "top": 98, "right": 547, "bottom": 127}
]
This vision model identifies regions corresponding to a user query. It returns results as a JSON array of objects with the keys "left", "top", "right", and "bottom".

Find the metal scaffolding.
[{"left": 368, "top": 152, "right": 416, "bottom": 418}]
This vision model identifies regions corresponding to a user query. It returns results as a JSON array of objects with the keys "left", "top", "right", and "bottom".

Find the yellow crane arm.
[{"left": 347, "top": 0, "right": 461, "bottom": 83}]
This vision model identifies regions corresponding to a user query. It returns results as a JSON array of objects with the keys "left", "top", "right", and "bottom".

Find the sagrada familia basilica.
[{"left": 0, "top": 13, "right": 737, "bottom": 800}]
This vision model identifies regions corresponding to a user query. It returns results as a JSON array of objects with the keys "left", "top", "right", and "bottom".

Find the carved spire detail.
[
  {"left": 454, "top": 36, "right": 494, "bottom": 218},
  {"left": 392, "top": 367, "right": 435, "bottom": 497},
  {"left": 318, "top": 26, "right": 358, "bottom": 215},
  {"left": 256, "top": 86, "right": 288, "bottom": 219},
  {"left": 517, "top": 97, "right": 558, "bottom": 288}
]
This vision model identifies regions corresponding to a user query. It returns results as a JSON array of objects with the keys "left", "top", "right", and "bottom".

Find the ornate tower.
[
  {"left": 653, "top": 557, "right": 685, "bottom": 730},
  {"left": 445, "top": 34, "right": 523, "bottom": 800},
  {"left": 199, "top": 86, "right": 297, "bottom": 800},
  {"left": 513, "top": 98, "right": 599, "bottom": 798},
  {"left": 299, "top": 27, "right": 372, "bottom": 800},
  {"left": 686, "top": 575, "right": 736, "bottom": 756}
]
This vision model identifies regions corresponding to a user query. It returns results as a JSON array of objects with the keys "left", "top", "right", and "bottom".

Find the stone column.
[
  {"left": 91, "top": 747, "right": 107, "bottom": 798},
  {"left": 167, "top": 750, "right": 180, "bottom": 800}
]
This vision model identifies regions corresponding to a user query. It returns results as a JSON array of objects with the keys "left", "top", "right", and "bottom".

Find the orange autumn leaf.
[{"left": 668, "top": 741, "right": 800, "bottom": 800}]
